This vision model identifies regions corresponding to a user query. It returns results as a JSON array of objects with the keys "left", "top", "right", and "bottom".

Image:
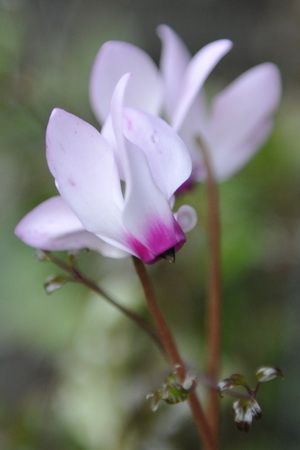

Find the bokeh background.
[{"left": 1, "top": 0, "right": 300, "bottom": 449}]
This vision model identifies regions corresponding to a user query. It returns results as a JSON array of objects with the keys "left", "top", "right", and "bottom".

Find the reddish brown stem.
[
  {"left": 197, "top": 136, "right": 222, "bottom": 446},
  {"left": 132, "top": 257, "right": 215, "bottom": 450}
]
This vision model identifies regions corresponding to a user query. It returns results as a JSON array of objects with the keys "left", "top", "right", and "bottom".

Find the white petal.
[
  {"left": 174, "top": 205, "right": 198, "bottom": 232},
  {"left": 208, "top": 63, "right": 281, "bottom": 179},
  {"left": 123, "top": 107, "right": 192, "bottom": 198},
  {"left": 46, "top": 108, "right": 125, "bottom": 243},
  {"left": 213, "top": 120, "right": 273, "bottom": 181},
  {"left": 210, "top": 63, "right": 281, "bottom": 148},
  {"left": 172, "top": 39, "right": 233, "bottom": 131},
  {"left": 157, "top": 24, "right": 191, "bottom": 118},
  {"left": 110, "top": 74, "right": 130, "bottom": 162},
  {"left": 15, "top": 196, "right": 127, "bottom": 258},
  {"left": 89, "top": 41, "right": 163, "bottom": 123},
  {"left": 101, "top": 114, "right": 126, "bottom": 181}
]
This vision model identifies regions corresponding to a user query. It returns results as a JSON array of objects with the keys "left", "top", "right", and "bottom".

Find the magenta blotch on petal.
[{"left": 126, "top": 217, "right": 185, "bottom": 264}]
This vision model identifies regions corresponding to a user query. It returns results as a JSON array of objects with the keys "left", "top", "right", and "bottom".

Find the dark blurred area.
[{"left": 1, "top": 0, "right": 300, "bottom": 449}]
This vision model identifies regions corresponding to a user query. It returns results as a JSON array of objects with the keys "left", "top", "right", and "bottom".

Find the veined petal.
[
  {"left": 172, "top": 39, "right": 233, "bottom": 131},
  {"left": 157, "top": 24, "right": 191, "bottom": 118},
  {"left": 89, "top": 41, "right": 163, "bottom": 123},
  {"left": 15, "top": 196, "right": 127, "bottom": 258},
  {"left": 208, "top": 63, "right": 281, "bottom": 179},
  {"left": 123, "top": 142, "right": 185, "bottom": 263},
  {"left": 123, "top": 107, "right": 192, "bottom": 198},
  {"left": 46, "top": 108, "right": 124, "bottom": 241}
]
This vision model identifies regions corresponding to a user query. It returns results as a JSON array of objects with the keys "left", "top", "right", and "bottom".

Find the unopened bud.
[
  {"left": 44, "top": 275, "right": 68, "bottom": 294},
  {"left": 218, "top": 373, "right": 249, "bottom": 395},
  {"left": 36, "top": 249, "right": 49, "bottom": 261},
  {"left": 255, "top": 366, "right": 283, "bottom": 383}
]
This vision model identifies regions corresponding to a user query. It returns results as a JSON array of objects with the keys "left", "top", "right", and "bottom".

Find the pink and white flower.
[
  {"left": 90, "top": 25, "right": 281, "bottom": 184},
  {"left": 15, "top": 75, "right": 197, "bottom": 263}
]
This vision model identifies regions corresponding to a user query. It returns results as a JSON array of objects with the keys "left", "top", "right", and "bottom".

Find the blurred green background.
[{"left": 1, "top": 0, "right": 300, "bottom": 449}]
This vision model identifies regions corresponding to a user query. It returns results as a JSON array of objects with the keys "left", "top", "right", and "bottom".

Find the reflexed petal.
[
  {"left": 110, "top": 74, "right": 130, "bottom": 166},
  {"left": 172, "top": 39, "right": 233, "bottom": 131},
  {"left": 108, "top": 74, "right": 186, "bottom": 263},
  {"left": 14, "top": 196, "right": 127, "bottom": 258},
  {"left": 208, "top": 63, "right": 281, "bottom": 179},
  {"left": 212, "top": 120, "right": 273, "bottom": 181},
  {"left": 209, "top": 63, "right": 281, "bottom": 154},
  {"left": 109, "top": 73, "right": 134, "bottom": 191},
  {"left": 123, "top": 142, "right": 185, "bottom": 263},
  {"left": 123, "top": 107, "right": 192, "bottom": 198},
  {"left": 46, "top": 108, "right": 125, "bottom": 242},
  {"left": 157, "top": 24, "right": 191, "bottom": 118},
  {"left": 101, "top": 114, "right": 126, "bottom": 180},
  {"left": 174, "top": 205, "right": 197, "bottom": 232},
  {"left": 90, "top": 41, "right": 162, "bottom": 123}
]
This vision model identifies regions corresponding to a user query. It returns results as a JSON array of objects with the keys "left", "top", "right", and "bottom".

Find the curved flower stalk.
[
  {"left": 90, "top": 25, "right": 281, "bottom": 186},
  {"left": 15, "top": 75, "right": 197, "bottom": 264}
]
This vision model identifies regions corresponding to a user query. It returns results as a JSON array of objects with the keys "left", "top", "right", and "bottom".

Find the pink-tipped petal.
[
  {"left": 46, "top": 108, "right": 124, "bottom": 242},
  {"left": 15, "top": 196, "right": 127, "bottom": 258},
  {"left": 172, "top": 39, "right": 233, "bottom": 131},
  {"left": 90, "top": 41, "right": 162, "bottom": 123},
  {"left": 123, "top": 107, "right": 192, "bottom": 199},
  {"left": 157, "top": 24, "right": 191, "bottom": 118},
  {"left": 123, "top": 142, "right": 185, "bottom": 263},
  {"left": 209, "top": 63, "right": 281, "bottom": 179},
  {"left": 174, "top": 205, "right": 198, "bottom": 232}
]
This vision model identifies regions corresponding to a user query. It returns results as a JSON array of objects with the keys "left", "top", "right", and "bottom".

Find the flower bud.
[
  {"left": 44, "top": 274, "right": 69, "bottom": 294},
  {"left": 255, "top": 366, "right": 283, "bottom": 383},
  {"left": 218, "top": 373, "right": 249, "bottom": 396}
]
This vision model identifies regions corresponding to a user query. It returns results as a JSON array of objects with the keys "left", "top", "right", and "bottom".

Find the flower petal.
[
  {"left": 157, "top": 24, "right": 191, "bottom": 118},
  {"left": 15, "top": 196, "right": 127, "bottom": 258},
  {"left": 46, "top": 108, "right": 125, "bottom": 243},
  {"left": 89, "top": 41, "right": 163, "bottom": 124},
  {"left": 172, "top": 39, "right": 233, "bottom": 131},
  {"left": 122, "top": 142, "right": 185, "bottom": 263},
  {"left": 123, "top": 107, "right": 192, "bottom": 198},
  {"left": 212, "top": 120, "right": 273, "bottom": 181},
  {"left": 208, "top": 63, "right": 281, "bottom": 179},
  {"left": 174, "top": 205, "right": 198, "bottom": 232},
  {"left": 109, "top": 74, "right": 186, "bottom": 263}
]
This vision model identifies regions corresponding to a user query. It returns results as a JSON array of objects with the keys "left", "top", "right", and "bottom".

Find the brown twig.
[{"left": 132, "top": 257, "right": 215, "bottom": 450}]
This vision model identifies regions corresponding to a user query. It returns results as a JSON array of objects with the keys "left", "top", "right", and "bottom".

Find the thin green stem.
[
  {"left": 197, "top": 136, "right": 222, "bottom": 446},
  {"left": 43, "top": 251, "right": 163, "bottom": 353},
  {"left": 132, "top": 257, "right": 215, "bottom": 450}
]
